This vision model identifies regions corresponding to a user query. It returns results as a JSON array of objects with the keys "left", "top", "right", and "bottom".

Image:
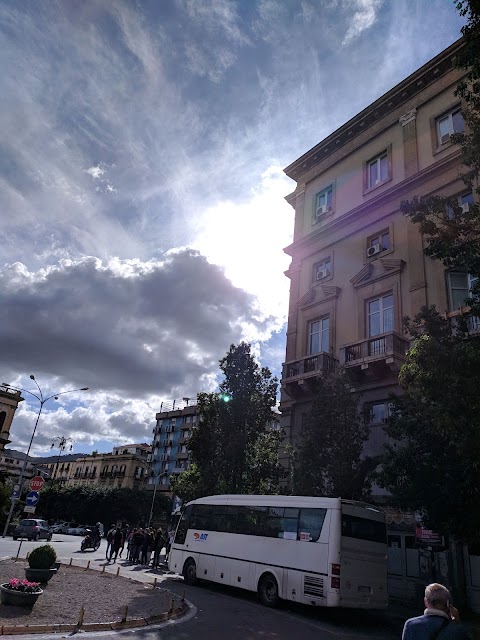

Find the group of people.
[{"left": 105, "top": 524, "right": 175, "bottom": 567}]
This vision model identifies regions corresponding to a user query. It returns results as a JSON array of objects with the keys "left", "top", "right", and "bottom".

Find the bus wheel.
[
  {"left": 183, "top": 559, "right": 198, "bottom": 586},
  {"left": 258, "top": 573, "right": 279, "bottom": 607}
]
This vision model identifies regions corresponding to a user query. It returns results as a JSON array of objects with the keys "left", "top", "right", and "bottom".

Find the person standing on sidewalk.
[
  {"left": 108, "top": 527, "right": 123, "bottom": 563},
  {"left": 105, "top": 524, "right": 115, "bottom": 559},
  {"left": 152, "top": 528, "right": 165, "bottom": 568},
  {"left": 165, "top": 527, "right": 175, "bottom": 561},
  {"left": 402, "top": 583, "right": 471, "bottom": 639}
]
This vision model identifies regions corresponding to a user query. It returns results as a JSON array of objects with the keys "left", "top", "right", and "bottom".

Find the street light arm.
[
  {"left": 29, "top": 375, "right": 43, "bottom": 403},
  {"left": 43, "top": 387, "right": 89, "bottom": 404}
]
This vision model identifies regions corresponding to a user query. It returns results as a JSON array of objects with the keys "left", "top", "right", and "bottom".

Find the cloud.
[
  {"left": 0, "top": 250, "right": 275, "bottom": 398},
  {"left": 342, "top": 0, "right": 383, "bottom": 45}
]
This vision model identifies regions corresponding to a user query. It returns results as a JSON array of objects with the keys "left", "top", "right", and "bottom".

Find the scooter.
[{"left": 81, "top": 529, "right": 101, "bottom": 552}]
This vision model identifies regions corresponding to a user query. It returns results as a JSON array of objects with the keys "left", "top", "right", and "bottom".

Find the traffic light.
[{"left": 219, "top": 394, "right": 231, "bottom": 402}]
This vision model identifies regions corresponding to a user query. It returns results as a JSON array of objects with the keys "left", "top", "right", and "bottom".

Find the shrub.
[{"left": 28, "top": 544, "right": 57, "bottom": 569}]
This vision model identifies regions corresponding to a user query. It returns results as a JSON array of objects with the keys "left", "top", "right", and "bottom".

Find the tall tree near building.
[
  {"left": 378, "top": 2, "right": 480, "bottom": 541},
  {"left": 378, "top": 307, "right": 480, "bottom": 541},
  {"left": 293, "top": 372, "right": 377, "bottom": 500},
  {"left": 172, "top": 342, "right": 283, "bottom": 501}
]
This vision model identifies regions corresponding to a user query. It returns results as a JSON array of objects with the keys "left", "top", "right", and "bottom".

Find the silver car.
[{"left": 12, "top": 518, "right": 52, "bottom": 541}]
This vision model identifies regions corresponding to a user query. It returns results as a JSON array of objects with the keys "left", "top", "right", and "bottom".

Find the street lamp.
[
  {"left": 1, "top": 375, "right": 88, "bottom": 537},
  {"left": 51, "top": 436, "right": 75, "bottom": 483}
]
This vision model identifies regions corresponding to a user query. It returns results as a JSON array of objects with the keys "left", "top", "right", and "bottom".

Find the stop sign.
[{"left": 29, "top": 476, "right": 45, "bottom": 492}]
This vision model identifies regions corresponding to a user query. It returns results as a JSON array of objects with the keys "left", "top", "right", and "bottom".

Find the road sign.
[
  {"left": 10, "top": 483, "right": 22, "bottom": 501},
  {"left": 29, "top": 476, "right": 45, "bottom": 492},
  {"left": 26, "top": 491, "right": 40, "bottom": 507},
  {"left": 24, "top": 505, "right": 36, "bottom": 513}
]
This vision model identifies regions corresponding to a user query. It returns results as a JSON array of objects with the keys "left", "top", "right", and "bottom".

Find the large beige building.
[
  {"left": 0, "top": 386, "right": 24, "bottom": 453},
  {"left": 280, "top": 38, "right": 474, "bottom": 462},
  {"left": 279, "top": 39, "right": 479, "bottom": 603},
  {"left": 65, "top": 444, "right": 151, "bottom": 490}
]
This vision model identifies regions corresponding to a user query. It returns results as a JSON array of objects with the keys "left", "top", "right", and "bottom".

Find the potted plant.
[
  {"left": 25, "top": 544, "right": 57, "bottom": 583},
  {"left": 0, "top": 578, "right": 43, "bottom": 607}
]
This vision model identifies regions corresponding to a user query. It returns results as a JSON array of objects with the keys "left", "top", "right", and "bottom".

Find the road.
[{"left": 0, "top": 534, "right": 403, "bottom": 639}]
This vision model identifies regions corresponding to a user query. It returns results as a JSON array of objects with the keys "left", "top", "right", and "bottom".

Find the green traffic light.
[{"left": 220, "top": 394, "right": 231, "bottom": 402}]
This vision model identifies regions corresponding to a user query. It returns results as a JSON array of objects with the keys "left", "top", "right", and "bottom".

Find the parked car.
[
  {"left": 12, "top": 519, "right": 52, "bottom": 541},
  {"left": 66, "top": 524, "right": 89, "bottom": 536},
  {"left": 50, "top": 521, "right": 70, "bottom": 533}
]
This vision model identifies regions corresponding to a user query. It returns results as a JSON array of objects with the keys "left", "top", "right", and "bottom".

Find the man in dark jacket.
[
  {"left": 402, "top": 583, "right": 471, "bottom": 639},
  {"left": 108, "top": 527, "right": 123, "bottom": 563}
]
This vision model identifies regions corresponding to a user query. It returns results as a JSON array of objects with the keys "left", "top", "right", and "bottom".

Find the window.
[
  {"left": 365, "top": 402, "right": 392, "bottom": 424},
  {"left": 367, "top": 150, "right": 389, "bottom": 189},
  {"left": 368, "top": 230, "right": 390, "bottom": 256},
  {"left": 309, "top": 317, "right": 329, "bottom": 354},
  {"left": 265, "top": 507, "right": 299, "bottom": 539},
  {"left": 342, "top": 514, "right": 387, "bottom": 544},
  {"left": 299, "top": 508, "right": 327, "bottom": 542},
  {"left": 448, "top": 272, "right": 478, "bottom": 310},
  {"left": 447, "top": 192, "right": 474, "bottom": 219},
  {"left": 368, "top": 294, "right": 393, "bottom": 337},
  {"left": 175, "top": 504, "right": 193, "bottom": 545},
  {"left": 436, "top": 107, "right": 464, "bottom": 146},
  {"left": 313, "top": 258, "right": 331, "bottom": 282},
  {"left": 314, "top": 184, "right": 334, "bottom": 219}
]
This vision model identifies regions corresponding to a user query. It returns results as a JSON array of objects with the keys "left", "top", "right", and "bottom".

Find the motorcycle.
[{"left": 81, "top": 529, "right": 101, "bottom": 552}]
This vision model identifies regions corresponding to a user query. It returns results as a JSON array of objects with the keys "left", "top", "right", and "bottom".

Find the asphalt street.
[{"left": 0, "top": 534, "right": 403, "bottom": 639}]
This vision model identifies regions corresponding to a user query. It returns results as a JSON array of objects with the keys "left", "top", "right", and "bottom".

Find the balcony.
[
  {"left": 281, "top": 352, "right": 337, "bottom": 398},
  {"left": 171, "top": 466, "right": 187, "bottom": 474},
  {"left": 176, "top": 451, "right": 189, "bottom": 460},
  {"left": 340, "top": 332, "right": 409, "bottom": 379},
  {"left": 450, "top": 313, "right": 480, "bottom": 336},
  {"left": 178, "top": 436, "right": 189, "bottom": 445}
]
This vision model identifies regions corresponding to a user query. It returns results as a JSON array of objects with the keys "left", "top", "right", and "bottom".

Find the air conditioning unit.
[
  {"left": 315, "top": 204, "right": 332, "bottom": 219},
  {"left": 316, "top": 268, "right": 329, "bottom": 281},
  {"left": 367, "top": 244, "right": 381, "bottom": 257},
  {"left": 462, "top": 203, "right": 470, "bottom": 213}
]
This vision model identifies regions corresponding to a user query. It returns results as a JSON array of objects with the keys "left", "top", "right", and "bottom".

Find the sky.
[{"left": 0, "top": 0, "right": 465, "bottom": 456}]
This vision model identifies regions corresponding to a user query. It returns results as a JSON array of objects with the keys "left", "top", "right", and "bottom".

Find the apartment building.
[
  {"left": 280, "top": 37, "right": 473, "bottom": 459},
  {"left": 280, "top": 39, "right": 477, "bottom": 602},
  {"left": 0, "top": 386, "right": 24, "bottom": 453},
  {"left": 149, "top": 403, "right": 198, "bottom": 494},
  {"left": 66, "top": 444, "right": 151, "bottom": 489}
]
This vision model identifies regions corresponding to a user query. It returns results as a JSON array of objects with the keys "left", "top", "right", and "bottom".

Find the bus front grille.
[{"left": 304, "top": 575, "right": 324, "bottom": 598}]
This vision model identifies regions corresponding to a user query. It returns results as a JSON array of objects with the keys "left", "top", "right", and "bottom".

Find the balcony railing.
[
  {"left": 176, "top": 451, "right": 189, "bottom": 460},
  {"left": 281, "top": 352, "right": 337, "bottom": 398},
  {"left": 450, "top": 313, "right": 480, "bottom": 336},
  {"left": 340, "top": 332, "right": 409, "bottom": 372}
]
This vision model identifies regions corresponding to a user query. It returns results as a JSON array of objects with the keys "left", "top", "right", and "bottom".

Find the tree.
[
  {"left": 400, "top": 1, "right": 480, "bottom": 311},
  {"left": 293, "top": 371, "right": 377, "bottom": 500},
  {"left": 378, "top": 307, "right": 480, "bottom": 542},
  {"left": 172, "top": 342, "right": 283, "bottom": 501}
]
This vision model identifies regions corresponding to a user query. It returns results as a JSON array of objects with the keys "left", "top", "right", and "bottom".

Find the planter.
[
  {"left": 0, "top": 584, "right": 43, "bottom": 607},
  {"left": 25, "top": 567, "right": 56, "bottom": 583}
]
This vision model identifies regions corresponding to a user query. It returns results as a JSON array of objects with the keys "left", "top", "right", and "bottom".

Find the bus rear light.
[
  {"left": 331, "top": 576, "right": 340, "bottom": 589},
  {"left": 331, "top": 563, "right": 340, "bottom": 576}
]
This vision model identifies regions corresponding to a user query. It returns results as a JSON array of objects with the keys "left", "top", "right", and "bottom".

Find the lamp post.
[
  {"left": 147, "top": 469, "right": 164, "bottom": 528},
  {"left": 1, "top": 376, "right": 88, "bottom": 538},
  {"left": 51, "top": 436, "right": 75, "bottom": 484}
]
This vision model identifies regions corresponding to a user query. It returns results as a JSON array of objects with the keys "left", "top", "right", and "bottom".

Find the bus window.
[
  {"left": 236, "top": 506, "right": 266, "bottom": 536},
  {"left": 265, "top": 507, "right": 299, "bottom": 539},
  {"left": 211, "top": 505, "right": 238, "bottom": 533},
  {"left": 299, "top": 508, "right": 327, "bottom": 542},
  {"left": 342, "top": 514, "right": 387, "bottom": 544},
  {"left": 174, "top": 504, "right": 193, "bottom": 544},
  {"left": 191, "top": 504, "right": 214, "bottom": 530}
]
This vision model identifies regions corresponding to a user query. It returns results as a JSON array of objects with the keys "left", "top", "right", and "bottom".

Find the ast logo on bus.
[{"left": 194, "top": 532, "right": 208, "bottom": 541}]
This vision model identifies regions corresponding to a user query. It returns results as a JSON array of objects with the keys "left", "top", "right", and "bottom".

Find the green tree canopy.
[
  {"left": 293, "top": 371, "right": 377, "bottom": 500},
  {"left": 378, "top": 307, "right": 480, "bottom": 542},
  {"left": 172, "top": 342, "right": 283, "bottom": 501}
]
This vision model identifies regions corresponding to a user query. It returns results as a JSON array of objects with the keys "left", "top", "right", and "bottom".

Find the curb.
[
  {"left": 0, "top": 558, "right": 190, "bottom": 636},
  {"left": 0, "top": 603, "right": 190, "bottom": 635}
]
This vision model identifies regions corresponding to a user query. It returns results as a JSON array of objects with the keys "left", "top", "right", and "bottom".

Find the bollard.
[
  {"left": 69, "top": 558, "right": 73, "bottom": 566},
  {"left": 121, "top": 605, "right": 128, "bottom": 623},
  {"left": 168, "top": 598, "right": 174, "bottom": 614},
  {"left": 26, "top": 552, "right": 30, "bottom": 560},
  {"left": 102, "top": 565, "right": 105, "bottom": 573},
  {"left": 182, "top": 590, "right": 185, "bottom": 602},
  {"left": 116, "top": 566, "right": 120, "bottom": 576},
  {"left": 86, "top": 560, "right": 90, "bottom": 570},
  {"left": 77, "top": 607, "right": 85, "bottom": 628},
  {"left": 153, "top": 578, "right": 157, "bottom": 589}
]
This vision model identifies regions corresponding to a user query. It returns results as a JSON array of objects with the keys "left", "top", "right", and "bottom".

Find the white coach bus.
[{"left": 168, "top": 494, "right": 388, "bottom": 609}]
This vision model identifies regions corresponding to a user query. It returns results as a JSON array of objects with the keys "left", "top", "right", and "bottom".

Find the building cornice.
[{"left": 283, "top": 38, "right": 464, "bottom": 181}]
